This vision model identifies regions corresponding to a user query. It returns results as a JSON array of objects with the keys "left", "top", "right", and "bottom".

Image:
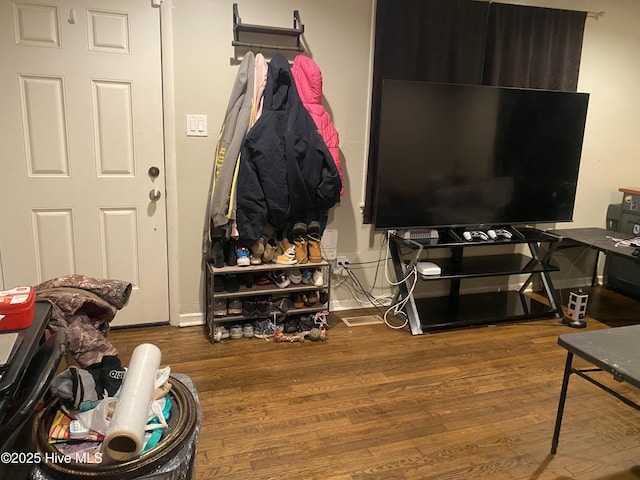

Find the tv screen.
[{"left": 373, "top": 80, "right": 589, "bottom": 230}]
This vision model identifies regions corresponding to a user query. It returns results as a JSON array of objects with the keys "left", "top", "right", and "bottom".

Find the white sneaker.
[
  {"left": 276, "top": 238, "right": 297, "bottom": 265},
  {"left": 287, "top": 268, "right": 302, "bottom": 284},
  {"left": 313, "top": 268, "right": 324, "bottom": 287}
]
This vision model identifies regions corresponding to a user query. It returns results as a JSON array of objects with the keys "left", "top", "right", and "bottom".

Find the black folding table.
[{"left": 551, "top": 325, "right": 640, "bottom": 453}]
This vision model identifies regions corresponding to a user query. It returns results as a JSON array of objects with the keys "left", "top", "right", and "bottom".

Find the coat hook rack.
[{"left": 232, "top": 3, "right": 305, "bottom": 52}]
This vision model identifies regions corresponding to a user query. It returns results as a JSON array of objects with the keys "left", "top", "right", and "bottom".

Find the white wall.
[{"left": 170, "top": 0, "right": 640, "bottom": 320}]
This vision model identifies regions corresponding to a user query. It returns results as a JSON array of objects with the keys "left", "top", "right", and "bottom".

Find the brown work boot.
[
  {"left": 294, "top": 237, "right": 308, "bottom": 264},
  {"left": 308, "top": 233, "right": 322, "bottom": 263}
]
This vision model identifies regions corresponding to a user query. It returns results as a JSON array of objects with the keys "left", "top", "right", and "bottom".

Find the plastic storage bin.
[{"left": 0, "top": 286, "right": 35, "bottom": 331}]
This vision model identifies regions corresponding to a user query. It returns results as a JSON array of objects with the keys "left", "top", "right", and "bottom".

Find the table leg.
[{"left": 551, "top": 351, "right": 574, "bottom": 454}]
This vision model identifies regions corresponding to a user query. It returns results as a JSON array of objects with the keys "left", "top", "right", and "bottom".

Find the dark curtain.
[
  {"left": 483, "top": 3, "right": 587, "bottom": 90},
  {"left": 364, "top": 0, "right": 489, "bottom": 223},
  {"left": 363, "top": 0, "right": 587, "bottom": 224}
]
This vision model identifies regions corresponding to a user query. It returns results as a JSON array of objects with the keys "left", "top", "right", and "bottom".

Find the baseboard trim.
[{"left": 179, "top": 313, "right": 205, "bottom": 327}]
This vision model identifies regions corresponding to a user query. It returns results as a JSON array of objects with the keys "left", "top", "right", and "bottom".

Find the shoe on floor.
[
  {"left": 213, "top": 325, "right": 230, "bottom": 342},
  {"left": 229, "top": 324, "right": 243, "bottom": 339},
  {"left": 243, "top": 323, "right": 254, "bottom": 338}
]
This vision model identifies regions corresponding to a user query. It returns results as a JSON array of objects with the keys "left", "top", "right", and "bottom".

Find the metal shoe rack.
[{"left": 205, "top": 260, "right": 331, "bottom": 343}]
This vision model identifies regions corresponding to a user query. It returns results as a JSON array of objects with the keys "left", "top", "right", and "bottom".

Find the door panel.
[{"left": 0, "top": 0, "right": 168, "bottom": 326}]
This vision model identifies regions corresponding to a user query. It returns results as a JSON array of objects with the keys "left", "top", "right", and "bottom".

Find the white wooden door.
[{"left": 0, "top": 1, "right": 169, "bottom": 326}]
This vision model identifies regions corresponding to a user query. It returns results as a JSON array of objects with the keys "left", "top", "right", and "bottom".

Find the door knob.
[
  {"left": 148, "top": 166, "right": 160, "bottom": 178},
  {"left": 149, "top": 189, "right": 162, "bottom": 201}
]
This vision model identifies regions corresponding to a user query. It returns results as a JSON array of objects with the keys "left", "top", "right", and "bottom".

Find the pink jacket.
[{"left": 291, "top": 55, "right": 344, "bottom": 196}]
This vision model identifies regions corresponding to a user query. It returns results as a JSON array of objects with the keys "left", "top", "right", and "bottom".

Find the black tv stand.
[{"left": 388, "top": 227, "right": 563, "bottom": 335}]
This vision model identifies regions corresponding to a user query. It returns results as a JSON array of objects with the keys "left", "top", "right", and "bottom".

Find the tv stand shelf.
[{"left": 389, "top": 227, "right": 563, "bottom": 334}]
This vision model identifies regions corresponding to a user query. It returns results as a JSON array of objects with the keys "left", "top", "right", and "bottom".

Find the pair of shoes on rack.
[
  {"left": 249, "top": 235, "right": 279, "bottom": 265},
  {"left": 290, "top": 221, "right": 323, "bottom": 264}
]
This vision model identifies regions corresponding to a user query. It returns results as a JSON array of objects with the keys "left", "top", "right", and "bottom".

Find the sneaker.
[
  {"left": 213, "top": 325, "right": 230, "bottom": 342},
  {"left": 227, "top": 298, "right": 243, "bottom": 315},
  {"left": 276, "top": 239, "right": 297, "bottom": 265},
  {"left": 299, "top": 314, "right": 315, "bottom": 331},
  {"left": 269, "top": 270, "right": 291, "bottom": 288},
  {"left": 213, "top": 298, "right": 227, "bottom": 317},
  {"left": 256, "top": 297, "right": 271, "bottom": 316},
  {"left": 283, "top": 316, "right": 299, "bottom": 333},
  {"left": 287, "top": 268, "right": 302, "bottom": 284},
  {"left": 242, "top": 297, "right": 257, "bottom": 317},
  {"left": 243, "top": 323, "right": 254, "bottom": 338},
  {"left": 294, "top": 237, "right": 308, "bottom": 264},
  {"left": 254, "top": 319, "right": 274, "bottom": 339},
  {"left": 262, "top": 237, "right": 278, "bottom": 263},
  {"left": 229, "top": 324, "right": 243, "bottom": 339},
  {"left": 308, "top": 233, "right": 322, "bottom": 263},
  {"left": 313, "top": 268, "right": 324, "bottom": 287},
  {"left": 301, "top": 269, "right": 313, "bottom": 285},
  {"left": 272, "top": 296, "right": 292, "bottom": 313},
  {"left": 236, "top": 246, "right": 251, "bottom": 266}
]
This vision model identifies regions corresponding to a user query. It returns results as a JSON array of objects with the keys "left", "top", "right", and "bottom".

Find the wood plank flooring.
[{"left": 108, "top": 286, "right": 640, "bottom": 480}]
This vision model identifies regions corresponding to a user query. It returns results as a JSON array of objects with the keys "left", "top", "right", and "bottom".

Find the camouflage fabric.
[{"left": 35, "top": 275, "right": 132, "bottom": 367}]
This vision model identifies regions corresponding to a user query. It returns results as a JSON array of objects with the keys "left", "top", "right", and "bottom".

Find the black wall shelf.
[{"left": 232, "top": 3, "right": 305, "bottom": 52}]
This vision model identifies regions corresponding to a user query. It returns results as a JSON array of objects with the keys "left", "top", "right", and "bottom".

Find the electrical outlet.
[{"left": 337, "top": 256, "right": 350, "bottom": 268}]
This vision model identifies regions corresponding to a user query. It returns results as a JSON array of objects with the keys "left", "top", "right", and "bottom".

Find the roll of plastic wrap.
[{"left": 103, "top": 343, "right": 162, "bottom": 461}]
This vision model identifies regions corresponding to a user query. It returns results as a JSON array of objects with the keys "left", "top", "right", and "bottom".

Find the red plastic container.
[{"left": 0, "top": 286, "right": 36, "bottom": 331}]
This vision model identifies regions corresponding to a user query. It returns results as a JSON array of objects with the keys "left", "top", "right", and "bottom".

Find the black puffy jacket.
[{"left": 236, "top": 54, "right": 341, "bottom": 241}]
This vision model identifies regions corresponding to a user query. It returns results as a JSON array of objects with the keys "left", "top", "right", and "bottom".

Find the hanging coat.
[
  {"left": 203, "top": 52, "right": 255, "bottom": 252},
  {"left": 236, "top": 54, "right": 342, "bottom": 242},
  {"left": 291, "top": 54, "right": 344, "bottom": 196}
]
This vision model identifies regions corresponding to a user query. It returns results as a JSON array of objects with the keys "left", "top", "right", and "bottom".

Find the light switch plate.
[{"left": 186, "top": 114, "right": 208, "bottom": 137}]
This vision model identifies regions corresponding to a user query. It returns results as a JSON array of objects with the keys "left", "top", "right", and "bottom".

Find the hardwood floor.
[{"left": 108, "top": 286, "right": 640, "bottom": 480}]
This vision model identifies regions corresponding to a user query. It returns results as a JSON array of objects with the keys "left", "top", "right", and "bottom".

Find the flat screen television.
[{"left": 372, "top": 80, "right": 590, "bottom": 231}]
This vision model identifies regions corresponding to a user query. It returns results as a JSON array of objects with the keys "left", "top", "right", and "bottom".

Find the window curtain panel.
[
  {"left": 364, "top": 0, "right": 489, "bottom": 224},
  {"left": 483, "top": 3, "right": 587, "bottom": 90},
  {"left": 363, "top": 0, "right": 587, "bottom": 224}
]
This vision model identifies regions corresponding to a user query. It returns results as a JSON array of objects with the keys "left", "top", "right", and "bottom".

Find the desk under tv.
[{"left": 388, "top": 227, "right": 563, "bottom": 335}]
